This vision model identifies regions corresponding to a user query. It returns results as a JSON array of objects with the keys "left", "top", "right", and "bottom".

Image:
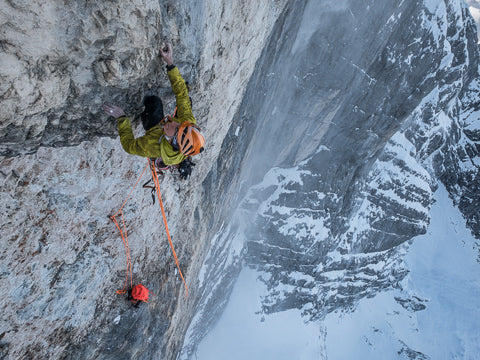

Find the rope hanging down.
[
  {"left": 148, "top": 158, "right": 189, "bottom": 298},
  {"left": 110, "top": 158, "right": 188, "bottom": 298},
  {"left": 111, "top": 163, "right": 149, "bottom": 294}
]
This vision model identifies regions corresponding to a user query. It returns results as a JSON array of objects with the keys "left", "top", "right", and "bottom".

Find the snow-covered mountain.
[
  {"left": 181, "top": 0, "right": 480, "bottom": 358},
  {"left": 193, "top": 185, "right": 480, "bottom": 359}
]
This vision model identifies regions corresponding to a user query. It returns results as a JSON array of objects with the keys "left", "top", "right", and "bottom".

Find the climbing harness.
[{"left": 110, "top": 157, "right": 189, "bottom": 300}]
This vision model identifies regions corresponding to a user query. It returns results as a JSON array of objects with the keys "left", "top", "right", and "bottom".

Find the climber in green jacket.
[{"left": 103, "top": 43, "right": 205, "bottom": 178}]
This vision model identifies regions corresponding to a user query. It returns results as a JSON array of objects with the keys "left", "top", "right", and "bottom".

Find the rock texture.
[{"left": 0, "top": 0, "right": 287, "bottom": 359}]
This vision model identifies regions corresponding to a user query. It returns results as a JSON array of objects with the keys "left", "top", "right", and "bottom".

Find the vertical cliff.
[
  {"left": 0, "top": 0, "right": 287, "bottom": 359},
  {"left": 181, "top": 0, "right": 480, "bottom": 357}
]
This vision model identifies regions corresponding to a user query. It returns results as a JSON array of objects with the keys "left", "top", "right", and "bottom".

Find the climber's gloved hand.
[
  {"left": 178, "top": 158, "right": 195, "bottom": 180},
  {"left": 103, "top": 103, "right": 126, "bottom": 119}
]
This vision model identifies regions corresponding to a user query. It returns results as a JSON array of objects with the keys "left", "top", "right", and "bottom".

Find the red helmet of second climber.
[{"left": 177, "top": 121, "right": 205, "bottom": 156}]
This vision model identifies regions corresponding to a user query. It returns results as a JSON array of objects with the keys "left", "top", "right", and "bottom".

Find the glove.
[{"left": 178, "top": 158, "right": 195, "bottom": 180}]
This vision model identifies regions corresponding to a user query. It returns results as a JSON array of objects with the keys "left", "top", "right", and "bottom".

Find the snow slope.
[
  {"left": 193, "top": 185, "right": 480, "bottom": 359},
  {"left": 181, "top": 1, "right": 480, "bottom": 357}
]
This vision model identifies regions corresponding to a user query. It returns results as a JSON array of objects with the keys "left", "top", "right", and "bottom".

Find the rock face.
[
  {"left": 181, "top": 0, "right": 480, "bottom": 358},
  {"left": 0, "top": 0, "right": 287, "bottom": 359},
  {"left": 1, "top": 0, "right": 480, "bottom": 359}
]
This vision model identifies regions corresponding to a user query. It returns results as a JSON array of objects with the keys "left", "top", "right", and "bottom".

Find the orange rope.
[
  {"left": 112, "top": 213, "right": 132, "bottom": 293},
  {"left": 110, "top": 157, "right": 188, "bottom": 299},
  {"left": 149, "top": 158, "right": 189, "bottom": 298},
  {"left": 111, "top": 163, "right": 149, "bottom": 219},
  {"left": 111, "top": 163, "right": 149, "bottom": 294}
]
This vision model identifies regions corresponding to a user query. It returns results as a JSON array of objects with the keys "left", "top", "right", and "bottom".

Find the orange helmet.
[{"left": 177, "top": 121, "right": 205, "bottom": 156}]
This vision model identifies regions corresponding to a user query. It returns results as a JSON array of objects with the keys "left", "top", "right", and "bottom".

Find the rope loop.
[{"left": 111, "top": 163, "right": 149, "bottom": 294}]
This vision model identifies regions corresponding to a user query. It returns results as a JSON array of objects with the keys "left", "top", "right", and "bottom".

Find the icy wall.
[
  {"left": 182, "top": 0, "right": 480, "bottom": 357},
  {"left": 0, "top": 0, "right": 287, "bottom": 359}
]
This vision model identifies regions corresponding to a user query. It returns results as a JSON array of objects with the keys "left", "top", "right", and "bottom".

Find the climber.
[
  {"left": 103, "top": 43, "right": 205, "bottom": 179},
  {"left": 125, "top": 284, "right": 154, "bottom": 308}
]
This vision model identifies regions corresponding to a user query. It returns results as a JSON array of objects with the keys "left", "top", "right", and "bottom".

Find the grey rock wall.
[{"left": 0, "top": 0, "right": 287, "bottom": 359}]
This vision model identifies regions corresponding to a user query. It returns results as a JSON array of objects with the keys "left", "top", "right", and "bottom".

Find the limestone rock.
[{"left": 0, "top": 0, "right": 287, "bottom": 359}]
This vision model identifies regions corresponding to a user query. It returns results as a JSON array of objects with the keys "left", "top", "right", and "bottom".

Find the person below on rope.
[{"left": 103, "top": 43, "right": 205, "bottom": 179}]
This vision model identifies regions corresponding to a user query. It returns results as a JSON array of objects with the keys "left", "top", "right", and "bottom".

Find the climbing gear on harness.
[
  {"left": 177, "top": 121, "right": 205, "bottom": 156},
  {"left": 178, "top": 158, "right": 195, "bottom": 180}
]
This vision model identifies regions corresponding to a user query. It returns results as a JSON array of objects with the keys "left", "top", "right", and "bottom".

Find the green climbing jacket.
[{"left": 116, "top": 66, "right": 196, "bottom": 165}]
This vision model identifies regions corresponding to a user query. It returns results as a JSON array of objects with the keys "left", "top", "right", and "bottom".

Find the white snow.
[
  {"left": 195, "top": 268, "right": 323, "bottom": 360},
  {"left": 192, "top": 184, "right": 480, "bottom": 359},
  {"left": 422, "top": 0, "right": 447, "bottom": 47},
  {"left": 325, "top": 184, "right": 480, "bottom": 359},
  {"left": 469, "top": 3, "right": 480, "bottom": 43}
]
